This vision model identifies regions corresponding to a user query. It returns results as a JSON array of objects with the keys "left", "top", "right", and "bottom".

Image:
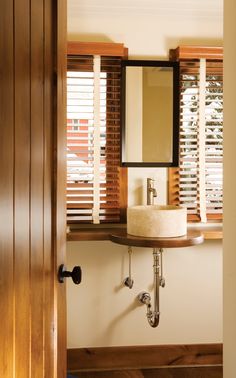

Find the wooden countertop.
[
  {"left": 67, "top": 225, "right": 222, "bottom": 242},
  {"left": 109, "top": 230, "right": 204, "bottom": 248}
]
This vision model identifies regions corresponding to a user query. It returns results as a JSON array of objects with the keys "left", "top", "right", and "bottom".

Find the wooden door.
[{"left": 0, "top": 0, "right": 67, "bottom": 377}]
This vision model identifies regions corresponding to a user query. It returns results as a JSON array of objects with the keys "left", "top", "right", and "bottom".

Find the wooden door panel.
[
  {"left": 30, "top": 0, "right": 45, "bottom": 376},
  {"left": 56, "top": 0, "right": 68, "bottom": 372},
  {"left": 14, "top": 1, "right": 31, "bottom": 376},
  {"left": 0, "top": 1, "right": 14, "bottom": 377},
  {"left": 0, "top": 0, "right": 67, "bottom": 376},
  {"left": 44, "top": 0, "right": 56, "bottom": 375}
]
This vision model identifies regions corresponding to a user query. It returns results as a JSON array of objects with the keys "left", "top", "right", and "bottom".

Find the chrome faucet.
[{"left": 147, "top": 178, "right": 157, "bottom": 205}]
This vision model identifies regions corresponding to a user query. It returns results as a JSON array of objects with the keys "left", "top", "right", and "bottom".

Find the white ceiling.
[{"left": 68, "top": 0, "right": 223, "bottom": 19}]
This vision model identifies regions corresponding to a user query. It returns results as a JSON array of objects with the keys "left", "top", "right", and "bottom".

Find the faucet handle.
[{"left": 147, "top": 177, "right": 154, "bottom": 186}]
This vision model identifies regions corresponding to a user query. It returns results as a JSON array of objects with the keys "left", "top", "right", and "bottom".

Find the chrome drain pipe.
[{"left": 138, "top": 248, "right": 164, "bottom": 328}]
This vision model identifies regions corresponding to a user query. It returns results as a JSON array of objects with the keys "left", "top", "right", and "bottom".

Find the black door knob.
[{"left": 58, "top": 264, "right": 82, "bottom": 285}]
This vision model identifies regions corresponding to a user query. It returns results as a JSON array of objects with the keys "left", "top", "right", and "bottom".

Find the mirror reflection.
[{"left": 121, "top": 60, "right": 179, "bottom": 166}]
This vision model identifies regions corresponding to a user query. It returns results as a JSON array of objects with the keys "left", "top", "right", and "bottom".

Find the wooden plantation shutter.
[
  {"left": 169, "top": 46, "right": 223, "bottom": 222},
  {"left": 101, "top": 56, "right": 123, "bottom": 221},
  {"left": 67, "top": 42, "right": 127, "bottom": 224}
]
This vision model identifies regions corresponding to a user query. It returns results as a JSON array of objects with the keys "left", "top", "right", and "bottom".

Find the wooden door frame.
[{"left": 54, "top": 0, "right": 67, "bottom": 375}]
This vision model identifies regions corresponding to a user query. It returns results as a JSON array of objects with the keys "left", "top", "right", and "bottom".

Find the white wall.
[
  {"left": 67, "top": 0, "right": 223, "bottom": 348},
  {"left": 67, "top": 240, "right": 222, "bottom": 348}
]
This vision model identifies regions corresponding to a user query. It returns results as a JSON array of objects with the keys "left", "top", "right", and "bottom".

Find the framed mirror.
[{"left": 121, "top": 60, "right": 179, "bottom": 167}]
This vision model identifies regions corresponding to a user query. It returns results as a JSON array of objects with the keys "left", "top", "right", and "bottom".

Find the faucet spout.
[{"left": 147, "top": 178, "right": 157, "bottom": 205}]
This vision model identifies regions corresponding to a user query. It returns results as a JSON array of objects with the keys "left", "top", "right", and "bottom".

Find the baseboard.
[{"left": 67, "top": 343, "right": 222, "bottom": 373}]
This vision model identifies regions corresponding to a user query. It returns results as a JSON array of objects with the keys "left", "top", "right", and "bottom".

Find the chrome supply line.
[{"left": 124, "top": 246, "right": 134, "bottom": 289}]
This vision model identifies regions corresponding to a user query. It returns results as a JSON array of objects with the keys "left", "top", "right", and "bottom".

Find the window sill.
[
  {"left": 67, "top": 223, "right": 222, "bottom": 242},
  {"left": 67, "top": 226, "right": 126, "bottom": 242},
  {"left": 187, "top": 222, "right": 222, "bottom": 240}
]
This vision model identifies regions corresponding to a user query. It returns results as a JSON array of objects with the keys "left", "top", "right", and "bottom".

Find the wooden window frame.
[
  {"left": 168, "top": 46, "right": 223, "bottom": 222},
  {"left": 67, "top": 41, "right": 128, "bottom": 230}
]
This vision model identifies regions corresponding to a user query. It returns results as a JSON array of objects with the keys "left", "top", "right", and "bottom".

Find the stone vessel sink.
[{"left": 127, "top": 205, "right": 187, "bottom": 238}]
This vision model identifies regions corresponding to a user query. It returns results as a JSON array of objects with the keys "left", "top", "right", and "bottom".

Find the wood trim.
[
  {"left": 44, "top": 1, "right": 55, "bottom": 374},
  {"left": 109, "top": 230, "right": 204, "bottom": 248},
  {"left": 68, "top": 41, "right": 127, "bottom": 57},
  {"left": 119, "top": 167, "right": 128, "bottom": 223},
  {"left": 169, "top": 45, "right": 223, "bottom": 61},
  {"left": 168, "top": 167, "right": 179, "bottom": 205},
  {"left": 202, "top": 228, "right": 222, "bottom": 240},
  {"left": 68, "top": 366, "right": 222, "bottom": 377},
  {"left": 67, "top": 225, "right": 222, "bottom": 241},
  {"left": 55, "top": 0, "right": 67, "bottom": 376},
  {"left": 124, "top": 47, "right": 129, "bottom": 59},
  {"left": 67, "top": 227, "right": 126, "bottom": 241},
  {"left": 67, "top": 344, "right": 222, "bottom": 372},
  {"left": 185, "top": 214, "right": 222, "bottom": 223},
  {"left": 188, "top": 224, "right": 222, "bottom": 240},
  {"left": 30, "top": 0, "right": 45, "bottom": 374}
]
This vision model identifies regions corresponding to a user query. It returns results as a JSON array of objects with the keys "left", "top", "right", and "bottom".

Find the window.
[
  {"left": 168, "top": 46, "right": 223, "bottom": 222},
  {"left": 67, "top": 42, "right": 127, "bottom": 225}
]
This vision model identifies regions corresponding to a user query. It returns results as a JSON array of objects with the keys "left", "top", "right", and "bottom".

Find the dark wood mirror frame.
[{"left": 121, "top": 59, "right": 179, "bottom": 167}]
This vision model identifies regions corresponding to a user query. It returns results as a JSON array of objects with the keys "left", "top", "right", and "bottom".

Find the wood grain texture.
[
  {"left": 202, "top": 228, "right": 222, "bottom": 240},
  {"left": 169, "top": 46, "right": 223, "bottom": 61},
  {"left": 67, "top": 344, "right": 222, "bottom": 372},
  {"left": 68, "top": 41, "right": 126, "bottom": 57},
  {"left": 43, "top": 0, "right": 55, "bottom": 375},
  {"left": 67, "top": 227, "right": 126, "bottom": 241},
  {"left": 109, "top": 230, "right": 204, "bottom": 248},
  {"left": 119, "top": 168, "right": 128, "bottom": 223},
  {"left": 0, "top": 1, "right": 14, "bottom": 377},
  {"left": 30, "top": 1, "right": 45, "bottom": 376},
  {"left": 168, "top": 168, "right": 179, "bottom": 206},
  {"left": 14, "top": 0, "right": 31, "bottom": 375},
  {"left": 55, "top": 0, "right": 67, "bottom": 376},
  {"left": 0, "top": 0, "right": 67, "bottom": 376},
  {"left": 71, "top": 366, "right": 222, "bottom": 378},
  {"left": 67, "top": 226, "right": 222, "bottom": 241}
]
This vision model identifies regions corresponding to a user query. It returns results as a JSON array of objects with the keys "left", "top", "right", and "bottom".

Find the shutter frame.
[
  {"left": 169, "top": 46, "right": 223, "bottom": 222},
  {"left": 67, "top": 42, "right": 128, "bottom": 224}
]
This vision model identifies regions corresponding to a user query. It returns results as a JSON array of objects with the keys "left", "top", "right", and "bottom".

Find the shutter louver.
[
  {"left": 173, "top": 54, "right": 223, "bottom": 221},
  {"left": 67, "top": 55, "right": 122, "bottom": 224},
  {"left": 179, "top": 60, "right": 199, "bottom": 217},
  {"left": 205, "top": 60, "right": 223, "bottom": 218}
]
